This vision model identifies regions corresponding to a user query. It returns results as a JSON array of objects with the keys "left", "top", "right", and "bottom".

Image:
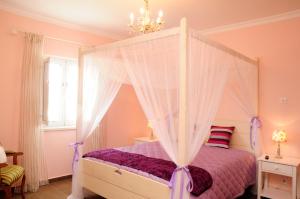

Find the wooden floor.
[
  {"left": 11, "top": 179, "right": 71, "bottom": 199},
  {"left": 6, "top": 178, "right": 255, "bottom": 199}
]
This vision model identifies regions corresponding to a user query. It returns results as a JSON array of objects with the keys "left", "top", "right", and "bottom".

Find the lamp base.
[
  {"left": 275, "top": 154, "right": 282, "bottom": 159},
  {"left": 275, "top": 142, "right": 282, "bottom": 159},
  {"left": 149, "top": 130, "right": 154, "bottom": 140}
]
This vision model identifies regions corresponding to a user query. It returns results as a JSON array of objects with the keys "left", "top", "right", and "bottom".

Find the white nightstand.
[
  {"left": 257, "top": 155, "right": 300, "bottom": 199},
  {"left": 134, "top": 136, "right": 158, "bottom": 145}
]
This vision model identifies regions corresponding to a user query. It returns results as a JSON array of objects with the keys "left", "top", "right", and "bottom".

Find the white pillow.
[{"left": 0, "top": 146, "right": 7, "bottom": 163}]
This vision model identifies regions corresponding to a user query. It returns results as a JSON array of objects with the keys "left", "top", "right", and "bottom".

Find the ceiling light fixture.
[{"left": 128, "top": 0, "right": 164, "bottom": 34}]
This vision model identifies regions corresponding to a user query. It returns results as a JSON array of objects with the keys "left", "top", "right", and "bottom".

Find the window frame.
[{"left": 42, "top": 56, "right": 78, "bottom": 129}]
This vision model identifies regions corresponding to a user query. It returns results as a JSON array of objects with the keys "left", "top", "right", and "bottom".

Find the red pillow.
[{"left": 206, "top": 125, "right": 235, "bottom": 149}]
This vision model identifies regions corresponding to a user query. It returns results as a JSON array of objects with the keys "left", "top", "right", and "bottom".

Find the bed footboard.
[{"left": 79, "top": 158, "right": 171, "bottom": 199}]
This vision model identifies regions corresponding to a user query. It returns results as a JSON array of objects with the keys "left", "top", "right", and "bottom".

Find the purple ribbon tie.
[
  {"left": 168, "top": 166, "right": 193, "bottom": 199},
  {"left": 70, "top": 141, "right": 84, "bottom": 171},
  {"left": 250, "top": 116, "right": 262, "bottom": 149}
]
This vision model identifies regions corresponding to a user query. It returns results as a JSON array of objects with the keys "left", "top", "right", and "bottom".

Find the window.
[{"left": 43, "top": 57, "right": 78, "bottom": 128}]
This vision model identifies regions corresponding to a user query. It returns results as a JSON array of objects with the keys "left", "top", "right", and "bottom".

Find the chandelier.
[{"left": 128, "top": 0, "right": 164, "bottom": 34}]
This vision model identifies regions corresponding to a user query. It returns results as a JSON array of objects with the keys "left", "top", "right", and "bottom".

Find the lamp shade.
[
  {"left": 272, "top": 130, "right": 287, "bottom": 143},
  {"left": 0, "top": 146, "right": 7, "bottom": 163}
]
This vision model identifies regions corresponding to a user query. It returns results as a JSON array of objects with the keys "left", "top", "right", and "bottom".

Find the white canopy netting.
[{"left": 68, "top": 19, "right": 262, "bottom": 199}]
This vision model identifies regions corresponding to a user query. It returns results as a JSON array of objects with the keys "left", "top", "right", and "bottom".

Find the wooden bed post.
[
  {"left": 178, "top": 17, "right": 188, "bottom": 167},
  {"left": 178, "top": 17, "right": 190, "bottom": 198},
  {"left": 74, "top": 47, "right": 84, "bottom": 176},
  {"left": 76, "top": 47, "right": 84, "bottom": 141}
]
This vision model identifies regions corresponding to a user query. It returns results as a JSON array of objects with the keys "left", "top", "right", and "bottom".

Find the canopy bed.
[{"left": 68, "top": 18, "right": 262, "bottom": 199}]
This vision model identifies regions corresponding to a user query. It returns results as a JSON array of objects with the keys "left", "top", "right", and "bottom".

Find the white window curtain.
[
  {"left": 19, "top": 33, "right": 48, "bottom": 192},
  {"left": 68, "top": 49, "right": 127, "bottom": 199}
]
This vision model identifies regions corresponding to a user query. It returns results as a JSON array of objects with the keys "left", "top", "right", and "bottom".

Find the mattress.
[{"left": 84, "top": 142, "right": 256, "bottom": 199}]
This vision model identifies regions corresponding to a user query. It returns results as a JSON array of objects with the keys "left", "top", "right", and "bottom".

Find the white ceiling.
[{"left": 1, "top": 0, "right": 300, "bottom": 38}]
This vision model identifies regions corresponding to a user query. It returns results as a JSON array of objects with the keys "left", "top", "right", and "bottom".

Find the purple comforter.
[
  {"left": 83, "top": 149, "right": 213, "bottom": 196},
  {"left": 83, "top": 142, "right": 256, "bottom": 199}
]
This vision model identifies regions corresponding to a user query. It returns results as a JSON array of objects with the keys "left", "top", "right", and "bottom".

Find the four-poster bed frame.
[{"left": 77, "top": 18, "right": 259, "bottom": 199}]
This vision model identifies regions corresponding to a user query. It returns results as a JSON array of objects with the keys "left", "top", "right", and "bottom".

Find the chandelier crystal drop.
[{"left": 128, "top": 0, "right": 164, "bottom": 34}]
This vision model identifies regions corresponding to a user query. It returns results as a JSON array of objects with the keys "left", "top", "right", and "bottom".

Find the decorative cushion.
[
  {"left": 206, "top": 125, "right": 235, "bottom": 149},
  {"left": 0, "top": 165, "right": 24, "bottom": 185}
]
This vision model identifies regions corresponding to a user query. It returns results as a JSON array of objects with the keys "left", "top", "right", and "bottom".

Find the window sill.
[{"left": 42, "top": 126, "right": 76, "bottom": 132}]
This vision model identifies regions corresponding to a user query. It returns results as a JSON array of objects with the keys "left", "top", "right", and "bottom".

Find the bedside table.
[
  {"left": 257, "top": 156, "right": 300, "bottom": 199},
  {"left": 134, "top": 136, "right": 158, "bottom": 145}
]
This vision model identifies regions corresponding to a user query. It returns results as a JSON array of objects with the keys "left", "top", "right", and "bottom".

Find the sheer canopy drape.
[
  {"left": 68, "top": 25, "right": 260, "bottom": 199},
  {"left": 122, "top": 35, "right": 180, "bottom": 163},
  {"left": 211, "top": 59, "right": 263, "bottom": 199},
  {"left": 121, "top": 33, "right": 233, "bottom": 198},
  {"left": 68, "top": 49, "right": 126, "bottom": 199},
  {"left": 221, "top": 57, "right": 262, "bottom": 156},
  {"left": 187, "top": 33, "right": 234, "bottom": 162}
]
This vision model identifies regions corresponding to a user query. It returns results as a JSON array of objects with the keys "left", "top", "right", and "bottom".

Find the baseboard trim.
[{"left": 49, "top": 175, "right": 72, "bottom": 183}]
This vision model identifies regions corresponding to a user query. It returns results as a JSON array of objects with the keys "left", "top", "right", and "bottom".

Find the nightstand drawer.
[{"left": 261, "top": 161, "right": 293, "bottom": 176}]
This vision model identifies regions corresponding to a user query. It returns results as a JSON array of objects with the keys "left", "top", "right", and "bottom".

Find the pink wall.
[
  {"left": 105, "top": 84, "right": 148, "bottom": 148},
  {"left": 210, "top": 17, "right": 300, "bottom": 158},
  {"left": 43, "top": 130, "right": 76, "bottom": 178}
]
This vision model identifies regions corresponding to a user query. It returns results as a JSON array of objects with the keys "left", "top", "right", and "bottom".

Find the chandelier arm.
[{"left": 144, "top": 0, "right": 149, "bottom": 10}]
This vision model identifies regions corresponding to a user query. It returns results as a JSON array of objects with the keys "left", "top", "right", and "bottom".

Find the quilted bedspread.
[{"left": 85, "top": 142, "right": 256, "bottom": 199}]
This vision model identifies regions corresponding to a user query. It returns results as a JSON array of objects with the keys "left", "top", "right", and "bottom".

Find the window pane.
[
  {"left": 47, "top": 61, "right": 64, "bottom": 123},
  {"left": 45, "top": 57, "right": 78, "bottom": 127},
  {"left": 65, "top": 60, "right": 78, "bottom": 125}
]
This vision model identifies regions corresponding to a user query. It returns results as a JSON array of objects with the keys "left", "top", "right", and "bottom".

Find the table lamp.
[
  {"left": 272, "top": 130, "right": 287, "bottom": 159},
  {"left": 0, "top": 144, "right": 7, "bottom": 163},
  {"left": 147, "top": 121, "right": 154, "bottom": 139}
]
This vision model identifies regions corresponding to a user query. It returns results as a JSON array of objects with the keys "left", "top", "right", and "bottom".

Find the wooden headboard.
[{"left": 213, "top": 119, "right": 253, "bottom": 153}]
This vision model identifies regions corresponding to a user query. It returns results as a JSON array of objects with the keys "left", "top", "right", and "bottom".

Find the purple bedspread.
[
  {"left": 83, "top": 142, "right": 256, "bottom": 198},
  {"left": 83, "top": 149, "right": 212, "bottom": 196}
]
